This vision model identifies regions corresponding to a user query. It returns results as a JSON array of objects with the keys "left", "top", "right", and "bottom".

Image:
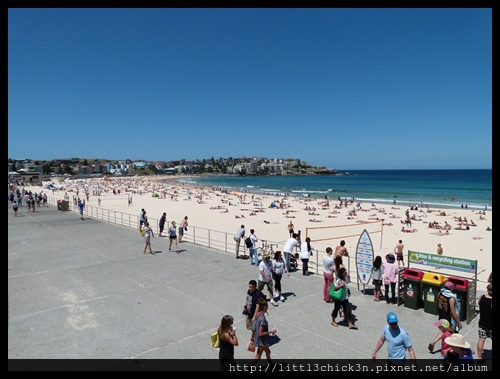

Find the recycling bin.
[
  {"left": 402, "top": 268, "right": 424, "bottom": 310},
  {"left": 421, "top": 272, "right": 447, "bottom": 315},
  {"left": 446, "top": 276, "right": 469, "bottom": 321},
  {"left": 57, "top": 200, "right": 69, "bottom": 211}
]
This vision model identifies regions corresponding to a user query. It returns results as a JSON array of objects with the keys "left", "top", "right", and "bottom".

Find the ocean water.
[{"left": 175, "top": 169, "right": 492, "bottom": 211}]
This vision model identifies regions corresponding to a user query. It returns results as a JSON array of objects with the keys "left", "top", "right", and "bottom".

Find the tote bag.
[
  {"left": 329, "top": 283, "right": 346, "bottom": 301},
  {"left": 210, "top": 331, "right": 220, "bottom": 348}
]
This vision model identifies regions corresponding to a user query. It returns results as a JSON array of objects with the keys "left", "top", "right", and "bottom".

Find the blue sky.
[{"left": 8, "top": 8, "right": 492, "bottom": 170}]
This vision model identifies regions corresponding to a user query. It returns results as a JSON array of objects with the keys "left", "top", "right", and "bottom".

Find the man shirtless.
[
  {"left": 394, "top": 240, "right": 404, "bottom": 266},
  {"left": 334, "top": 240, "right": 348, "bottom": 259}
]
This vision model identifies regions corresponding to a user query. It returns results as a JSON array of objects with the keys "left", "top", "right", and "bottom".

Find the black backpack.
[{"left": 245, "top": 237, "right": 253, "bottom": 248}]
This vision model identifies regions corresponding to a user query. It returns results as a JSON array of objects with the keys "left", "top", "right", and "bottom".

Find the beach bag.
[
  {"left": 245, "top": 237, "right": 253, "bottom": 248},
  {"left": 246, "top": 340, "right": 256, "bottom": 352},
  {"left": 330, "top": 284, "right": 346, "bottom": 301},
  {"left": 210, "top": 331, "right": 220, "bottom": 348},
  {"left": 141, "top": 229, "right": 145, "bottom": 237}
]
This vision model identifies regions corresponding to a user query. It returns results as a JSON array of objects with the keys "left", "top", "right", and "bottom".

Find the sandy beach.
[{"left": 19, "top": 175, "right": 492, "bottom": 284}]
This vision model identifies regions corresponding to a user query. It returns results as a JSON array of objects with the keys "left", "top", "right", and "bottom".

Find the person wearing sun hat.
[
  {"left": 437, "top": 281, "right": 462, "bottom": 333},
  {"left": 372, "top": 312, "right": 417, "bottom": 366},
  {"left": 444, "top": 333, "right": 475, "bottom": 365},
  {"left": 428, "top": 319, "right": 454, "bottom": 357},
  {"left": 257, "top": 251, "right": 277, "bottom": 306}
]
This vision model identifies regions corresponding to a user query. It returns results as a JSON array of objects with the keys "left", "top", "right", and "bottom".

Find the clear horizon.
[{"left": 8, "top": 8, "right": 492, "bottom": 170}]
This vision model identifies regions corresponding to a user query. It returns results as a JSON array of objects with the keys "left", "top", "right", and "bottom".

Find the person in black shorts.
[{"left": 394, "top": 239, "right": 404, "bottom": 266}]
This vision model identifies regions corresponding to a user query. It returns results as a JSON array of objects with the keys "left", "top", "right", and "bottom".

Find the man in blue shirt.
[
  {"left": 372, "top": 312, "right": 417, "bottom": 366},
  {"left": 78, "top": 200, "right": 85, "bottom": 220}
]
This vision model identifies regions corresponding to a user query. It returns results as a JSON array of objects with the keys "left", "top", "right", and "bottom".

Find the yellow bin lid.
[{"left": 422, "top": 272, "right": 447, "bottom": 285}]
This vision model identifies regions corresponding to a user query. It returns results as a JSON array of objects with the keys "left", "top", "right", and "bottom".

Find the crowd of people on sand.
[{"left": 9, "top": 176, "right": 492, "bottom": 368}]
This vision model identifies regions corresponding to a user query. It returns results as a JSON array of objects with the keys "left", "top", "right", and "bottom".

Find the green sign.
[{"left": 408, "top": 250, "right": 477, "bottom": 274}]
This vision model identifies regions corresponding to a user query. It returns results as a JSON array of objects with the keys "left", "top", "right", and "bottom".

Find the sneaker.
[
  {"left": 280, "top": 295, "right": 285, "bottom": 301},
  {"left": 273, "top": 292, "right": 279, "bottom": 298},
  {"left": 271, "top": 300, "right": 278, "bottom": 306}
]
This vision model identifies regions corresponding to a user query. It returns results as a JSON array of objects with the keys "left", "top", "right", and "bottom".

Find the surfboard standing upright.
[{"left": 355, "top": 229, "right": 374, "bottom": 294}]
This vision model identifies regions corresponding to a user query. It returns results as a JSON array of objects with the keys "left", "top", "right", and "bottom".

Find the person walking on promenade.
[
  {"left": 159, "top": 212, "right": 166, "bottom": 236},
  {"left": 139, "top": 208, "right": 145, "bottom": 232},
  {"left": 372, "top": 312, "right": 417, "bottom": 367},
  {"left": 299, "top": 237, "right": 314, "bottom": 276},
  {"left": 334, "top": 239, "right": 348, "bottom": 259},
  {"left": 271, "top": 251, "right": 288, "bottom": 302},
  {"left": 258, "top": 252, "right": 278, "bottom": 306},
  {"left": 178, "top": 216, "right": 188, "bottom": 243},
  {"left": 437, "top": 281, "right": 462, "bottom": 333},
  {"left": 250, "top": 298, "right": 277, "bottom": 366},
  {"left": 384, "top": 254, "right": 398, "bottom": 304},
  {"left": 234, "top": 224, "right": 245, "bottom": 259},
  {"left": 12, "top": 200, "right": 19, "bottom": 217},
  {"left": 444, "top": 334, "right": 475, "bottom": 366},
  {"left": 243, "top": 280, "right": 265, "bottom": 346},
  {"left": 249, "top": 229, "right": 258, "bottom": 266},
  {"left": 330, "top": 267, "right": 357, "bottom": 329},
  {"left": 142, "top": 221, "right": 154, "bottom": 255},
  {"left": 168, "top": 220, "right": 179, "bottom": 253},
  {"left": 394, "top": 240, "right": 404, "bottom": 266},
  {"left": 370, "top": 255, "right": 385, "bottom": 302},
  {"left": 476, "top": 283, "right": 492, "bottom": 363},
  {"left": 282, "top": 233, "right": 300, "bottom": 272},
  {"left": 78, "top": 199, "right": 85, "bottom": 220},
  {"left": 323, "top": 247, "right": 335, "bottom": 302},
  {"left": 217, "top": 315, "right": 238, "bottom": 371},
  {"left": 428, "top": 319, "right": 453, "bottom": 357}
]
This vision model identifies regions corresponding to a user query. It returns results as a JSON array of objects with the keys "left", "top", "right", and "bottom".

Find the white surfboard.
[{"left": 356, "top": 229, "right": 374, "bottom": 285}]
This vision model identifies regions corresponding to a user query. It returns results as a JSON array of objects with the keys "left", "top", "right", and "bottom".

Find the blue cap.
[{"left": 387, "top": 312, "right": 398, "bottom": 323}]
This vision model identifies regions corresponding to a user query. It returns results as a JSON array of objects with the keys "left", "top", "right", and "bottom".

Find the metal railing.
[{"left": 47, "top": 196, "right": 355, "bottom": 280}]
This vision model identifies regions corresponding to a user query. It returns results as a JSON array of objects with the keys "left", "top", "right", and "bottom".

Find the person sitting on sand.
[{"left": 309, "top": 218, "right": 322, "bottom": 222}]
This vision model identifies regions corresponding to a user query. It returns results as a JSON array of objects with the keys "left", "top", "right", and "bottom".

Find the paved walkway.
[{"left": 8, "top": 204, "right": 491, "bottom": 370}]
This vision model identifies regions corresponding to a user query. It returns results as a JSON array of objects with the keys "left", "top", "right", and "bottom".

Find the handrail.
[{"left": 47, "top": 196, "right": 355, "bottom": 281}]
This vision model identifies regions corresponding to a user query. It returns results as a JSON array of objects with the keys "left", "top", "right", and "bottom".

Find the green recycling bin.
[
  {"left": 402, "top": 268, "right": 424, "bottom": 310},
  {"left": 421, "top": 272, "right": 447, "bottom": 315},
  {"left": 447, "top": 276, "right": 469, "bottom": 321}
]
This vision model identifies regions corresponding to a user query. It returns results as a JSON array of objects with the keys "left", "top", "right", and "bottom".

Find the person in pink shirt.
[
  {"left": 428, "top": 319, "right": 453, "bottom": 358},
  {"left": 383, "top": 254, "right": 398, "bottom": 304}
]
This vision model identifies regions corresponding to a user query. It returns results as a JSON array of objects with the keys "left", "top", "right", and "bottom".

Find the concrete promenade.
[{"left": 8, "top": 204, "right": 491, "bottom": 370}]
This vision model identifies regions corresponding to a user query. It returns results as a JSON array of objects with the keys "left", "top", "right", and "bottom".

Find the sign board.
[
  {"left": 408, "top": 251, "right": 477, "bottom": 273},
  {"left": 356, "top": 229, "right": 374, "bottom": 285}
]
